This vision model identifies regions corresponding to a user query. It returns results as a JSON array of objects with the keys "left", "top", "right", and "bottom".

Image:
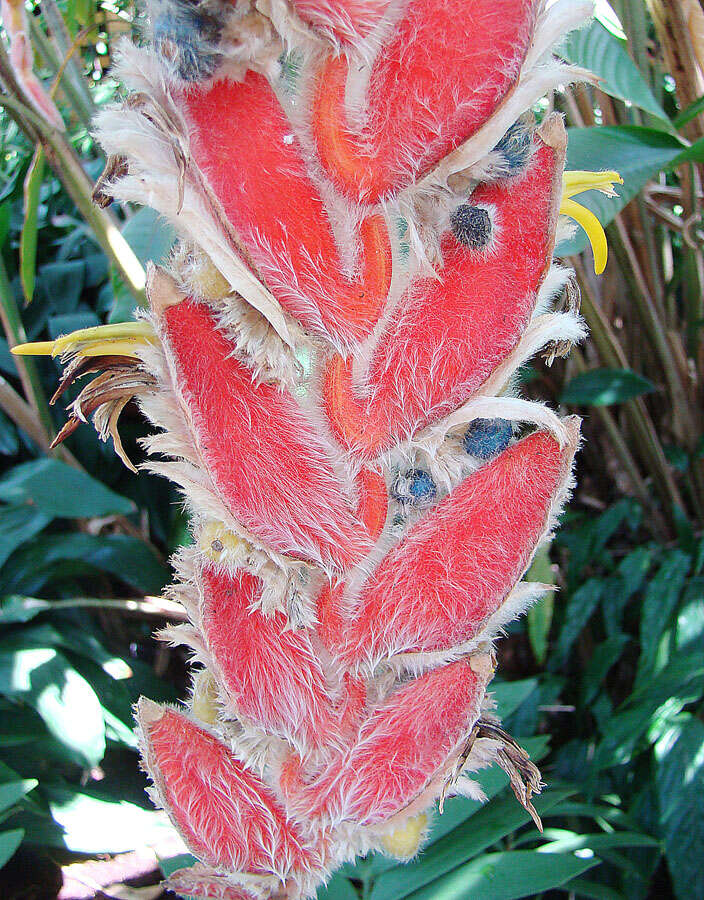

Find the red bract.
[
  {"left": 32, "top": 0, "right": 606, "bottom": 897},
  {"left": 323, "top": 115, "right": 566, "bottom": 457},
  {"left": 180, "top": 74, "right": 392, "bottom": 347},
  {"left": 313, "top": 0, "right": 537, "bottom": 202},
  {"left": 160, "top": 298, "right": 369, "bottom": 571}
]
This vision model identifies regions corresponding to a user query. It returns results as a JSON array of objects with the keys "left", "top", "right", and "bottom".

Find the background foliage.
[{"left": 0, "top": 0, "right": 703, "bottom": 897}]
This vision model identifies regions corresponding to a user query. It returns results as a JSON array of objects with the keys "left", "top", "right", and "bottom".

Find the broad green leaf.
[
  {"left": 110, "top": 208, "right": 175, "bottom": 322},
  {"left": 655, "top": 717, "right": 704, "bottom": 900},
  {"left": 593, "top": 652, "right": 704, "bottom": 770},
  {"left": 400, "top": 850, "right": 598, "bottom": 900},
  {"left": 554, "top": 580, "right": 604, "bottom": 668},
  {"left": 318, "top": 876, "right": 359, "bottom": 900},
  {"left": 0, "top": 504, "right": 51, "bottom": 568},
  {"left": 0, "top": 780, "right": 38, "bottom": 815},
  {"left": 0, "top": 459, "right": 135, "bottom": 518},
  {"left": 674, "top": 93, "right": 704, "bottom": 130},
  {"left": 0, "top": 408, "right": 19, "bottom": 457},
  {"left": 45, "top": 784, "right": 174, "bottom": 853},
  {"left": 0, "top": 828, "right": 23, "bottom": 868},
  {"left": 560, "top": 21, "right": 668, "bottom": 123},
  {"left": 0, "top": 647, "right": 105, "bottom": 767},
  {"left": 561, "top": 369, "right": 655, "bottom": 406},
  {"left": 581, "top": 634, "right": 630, "bottom": 705},
  {"left": 20, "top": 147, "right": 45, "bottom": 304},
  {"left": 369, "top": 789, "right": 574, "bottom": 900},
  {"left": 636, "top": 551, "right": 690, "bottom": 684},
  {"left": 490, "top": 679, "right": 538, "bottom": 721},
  {"left": 37, "top": 260, "right": 86, "bottom": 314},
  {"left": 563, "top": 877, "right": 625, "bottom": 900},
  {"left": 538, "top": 832, "right": 659, "bottom": 853},
  {"left": 525, "top": 546, "right": 555, "bottom": 664},
  {"left": 4, "top": 532, "right": 169, "bottom": 594}
]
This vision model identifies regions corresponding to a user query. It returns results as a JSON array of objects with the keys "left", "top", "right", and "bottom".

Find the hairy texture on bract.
[
  {"left": 160, "top": 298, "right": 370, "bottom": 571},
  {"left": 337, "top": 422, "right": 580, "bottom": 671},
  {"left": 136, "top": 701, "right": 323, "bottom": 879}
]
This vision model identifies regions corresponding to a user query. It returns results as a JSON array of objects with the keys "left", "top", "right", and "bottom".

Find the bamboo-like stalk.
[{"left": 0, "top": 43, "right": 147, "bottom": 307}]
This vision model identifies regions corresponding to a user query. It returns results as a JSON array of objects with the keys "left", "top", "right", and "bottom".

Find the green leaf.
[
  {"left": 581, "top": 634, "right": 630, "bottom": 705},
  {"left": 655, "top": 716, "right": 704, "bottom": 900},
  {"left": 45, "top": 784, "right": 174, "bottom": 853},
  {"left": 111, "top": 208, "right": 175, "bottom": 322},
  {"left": 636, "top": 551, "right": 691, "bottom": 684},
  {"left": 538, "top": 832, "right": 659, "bottom": 853},
  {"left": 554, "top": 580, "right": 604, "bottom": 668},
  {"left": 369, "top": 789, "right": 574, "bottom": 900},
  {"left": 6, "top": 532, "right": 169, "bottom": 594},
  {"left": 561, "top": 369, "right": 656, "bottom": 406},
  {"left": 490, "top": 680, "right": 539, "bottom": 721},
  {"left": 593, "top": 652, "right": 704, "bottom": 770},
  {"left": 317, "top": 875, "right": 359, "bottom": 900},
  {"left": 560, "top": 20, "right": 668, "bottom": 123},
  {"left": 0, "top": 780, "right": 38, "bottom": 816},
  {"left": 674, "top": 93, "right": 704, "bottom": 130},
  {"left": 20, "top": 148, "right": 45, "bottom": 305},
  {"left": 0, "top": 828, "right": 23, "bottom": 869},
  {"left": 0, "top": 408, "right": 19, "bottom": 457},
  {"left": 525, "top": 546, "right": 555, "bottom": 664},
  {"left": 0, "top": 504, "right": 51, "bottom": 568},
  {"left": 396, "top": 850, "right": 598, "bottom": 900},
  {"left": 0, "top": 459, "right": 135, "bottom": 518},
  {"left": 0, "top": 647, "right": 105, "bottom": 767}
]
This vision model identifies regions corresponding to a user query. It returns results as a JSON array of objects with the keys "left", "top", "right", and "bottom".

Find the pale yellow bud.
[
  {"left": 188, "top": 254, "right": 231, "bottom": 301},
  {"left": 380, "top": 813, "right": 428, "bottom": 859},
  {"left": 191, "top": 669, "right": 219, "bottom": 725},
  {"left": 199, "top": 521, "right": 249, "bottom": 563}
]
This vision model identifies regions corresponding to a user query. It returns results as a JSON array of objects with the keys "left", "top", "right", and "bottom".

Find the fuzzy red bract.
[
  {"left": 313, "top": 0, "right": 537, "bottom": 202},
  {"left": 181, "top": 74, "right": 392, "bottom": 346},
  {"left": 290, "top": 0, "right": 393, "bottom": 42},
  {"left": 200, "top": 565, "right": 339, "bottom": 748},
  {"left": 139, "top": 704, "right": 318, "bottom": 876},
  {"left": 339, "top": 428, "right": 576, "bottom": 668},
  {"left": 292, "top": 658, "right": 487, "bottom": 825},
  {"left": 162, "top": 299, "right": 369, "bottom": 570},
  {"left": 324, "top": 127, "right": 564, "bottom": 456}
]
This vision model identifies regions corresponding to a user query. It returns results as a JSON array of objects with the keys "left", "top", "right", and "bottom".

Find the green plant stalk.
[
  {"left": 0, "top": 90, "right": 147, "bottom": 308},
  {"left": 33, "top": 0, "right": 95, "bottom": 129},
  {"left": 0, "top": 253, "right": 55, "bottom": 442},
  {"left": 607, "top": 218, "right": 699, "bottom": 445},
  {"left": 572, "top": 258, "right": 686, "bottom": 520},
  {"left": 28, "top": 16, "right": 93, "bottom": 131},
  {"left": 571, "top": 348, "right": 661, "bottom": 530}
]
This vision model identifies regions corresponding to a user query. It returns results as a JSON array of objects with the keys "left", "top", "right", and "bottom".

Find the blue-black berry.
[
  {"left": 450, "top": 204, "right": 492, "bottom": 249},
  {"left": 153, "top": 2, "right": 222, "bottom": 82},
  {"left": 494, "top": 121, "right": 532, "bottom": 173},
  {"left": 392, "top": 468, "right": 437, "bottom": 507},
  {"left": 462, "top": 418, "right": 513, "bottom": 460}
]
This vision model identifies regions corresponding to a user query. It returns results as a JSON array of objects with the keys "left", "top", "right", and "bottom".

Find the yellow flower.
[
  {"left": 560, "top": 170, "right": 623, "bottom": 275},
  {"left": 11, "top": 321, "right": 158, "bottom": 360}
]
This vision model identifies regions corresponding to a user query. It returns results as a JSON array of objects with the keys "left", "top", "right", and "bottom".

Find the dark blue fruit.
[
  {"left": 153, "top": 1, "right": 223, "bottom": 82},
  {"left": 450, "top": 204, "right": 492, "bottom": 249},
  {"left": 494, "top": 121, "right": 532, "bottom": 173},
  {"left": 462, "top": 418, "right": 513, "bottom": 460},
  {"left": 392, "top": 468, "right": 437, "bottom": 507}
]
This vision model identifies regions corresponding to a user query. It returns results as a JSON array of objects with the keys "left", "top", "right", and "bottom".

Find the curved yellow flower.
[
  {"left": 11, "top": 321, "right": 158, "bottom": 360},
  {"left": 560, "top": 170, "right": 623, "bottom": 275}
]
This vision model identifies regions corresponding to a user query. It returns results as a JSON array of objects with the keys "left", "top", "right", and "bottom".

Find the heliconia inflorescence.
[{"left": 7, "top": 1, "right": 624, "bottom": 897}]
